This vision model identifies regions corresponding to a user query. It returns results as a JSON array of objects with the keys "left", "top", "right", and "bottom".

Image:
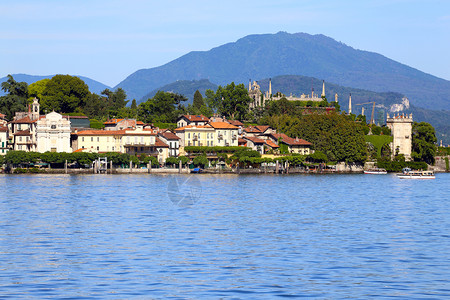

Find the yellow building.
[
  {"left": 175, "top": 124, "right": 215, "bottom": 149},
  {"left": 72, "top": 128, "right": 169, "bottom": 163},
  {"left": 209, "top": 122, "right": 239, "bottom": 147}
]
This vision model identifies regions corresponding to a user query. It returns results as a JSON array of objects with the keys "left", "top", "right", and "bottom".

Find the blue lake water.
[{"left": 0, "top": 173, "right": 449, "bottom": 299}]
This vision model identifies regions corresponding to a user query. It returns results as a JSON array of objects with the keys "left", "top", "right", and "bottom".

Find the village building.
[
  {"left": 0, "top": 126, "right": 9, "bottom": 155},
  {"left": 176, "top": 115, "right": 209, "bottom": 128},
  {"left": 386, "top": 113, "right": 413, "bottom": 160},
  {"left": 242, "top": 136, "right": 266, "bottom": 154},
  {"left": 208, "top": 122, "right": 239, "bottom": 147},
  {"left": 8, "top": 98, "right": 42, "bottom": 152},
  {"left": 158, "top": 129, "right": 180, "bottom": 157},
  {"left": 267, "top": 133, "right": 312, "bottom": 155},
  {"left": 104, "top": 118, "right": 145, "bottom": 131},
  {"left": 174, "top": 124, "right": 215, "bottom": 149},
  {"left": 72, "top": 127, "right": 169, "bottom": 163},
  {"left": 0, "top": 113, "right": 7, "bottom": 127},
  {"left": 35, "top": 111, "right": 71, "bottom": 153}
]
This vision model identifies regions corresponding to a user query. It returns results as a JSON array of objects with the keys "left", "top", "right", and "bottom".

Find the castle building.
[
  {"left": 386, "top": 113, "right": 413, "bottom": 160},
  {"left": 248, "top": 79, "right": 327, "bottom": 108}
]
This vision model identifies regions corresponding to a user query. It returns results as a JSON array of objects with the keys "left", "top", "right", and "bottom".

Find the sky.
[{"left": 1, "top": 0, "right": 449, "bottom": 87}]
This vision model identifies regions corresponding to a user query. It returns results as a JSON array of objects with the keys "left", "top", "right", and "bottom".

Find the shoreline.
[{"left": 1, "top": 168, "right": 448, "bottom": 175}]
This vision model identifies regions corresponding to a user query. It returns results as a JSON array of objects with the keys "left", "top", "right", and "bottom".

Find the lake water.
[{"left": 0, "top": 173, "right": 449, "bottom": 299}]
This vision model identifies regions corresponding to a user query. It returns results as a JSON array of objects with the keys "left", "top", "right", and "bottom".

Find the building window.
[
  {"left": 51, "top": 125, "right": 56, "bottom": 129},
  {"left": 112, "top": 146, "right": 114, "bottom": 151},
  {"left": 188, "top": 133, "right": 190, "bottom": 139},
  {"left": 82, "top": 137, "right": 84, "bottom": 142},
  {"left": 97, "top": 137, "right": 100, "bottom": 142},
  {"left": 91, "top": 137, "right": 93, "bottom": 142},
  {"left": 97, "top": 146, "right": 99, "bottom": 151}
]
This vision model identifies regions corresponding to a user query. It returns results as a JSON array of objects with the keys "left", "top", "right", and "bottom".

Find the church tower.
[
  {"left": 335, "top": 93, "right": 338, "bottom": 103},
  {"left": 32, "top": 97, "right": 40, "bottom": 121},
  {"left": 321, "top": 80, "right": 325, "bottom": 98}
]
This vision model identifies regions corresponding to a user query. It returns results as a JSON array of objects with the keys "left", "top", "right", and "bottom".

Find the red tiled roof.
[
  {"left": 208, "top": 122, "right": 238, "bottom": 129},
  {"left": 14, "top": 130, "right": 32, "bottom": 136},
  {"left": 243, "top": 136, "right": 265, "bottom": 144},
  {"left": 103, "top": 118, "right": 124, "bottom": 125},
  {"left": 0, "top": 126, "right": 8, "bottom": 132},
  {"left": 158, "top": 131, "right": 180, "bottom": 140},
  {"left": 174, "top": 124, "right": 213, "bottom": 131},
  {"left": 244, "top": 126, "right": 262, "bottom": 133},
  {"left": 264, "top": 140, "right": 280, "bottom": 148},
  {"left": 270, "top": 133, "right": 312, "bottom": 146},
  {"left": 238, "top": 138, "right": 247, "bottom": 146},
  {"left": 75, "top": 129, "right": 126, "bottom": 136},
  {"left": 181, "top": 115, "right": 209, "bottom": 122},
  {"left": 255, "top": 125, "right": 270, "bottom": 132},
  {"left": 10, "top": 116, "right": 35, "bottom": 124},
  {"left": 228, "top": 120, "right": 244, "bottom": 126},
  {"left": 155, "top": 137, "right": 169, "bottom": 148}
]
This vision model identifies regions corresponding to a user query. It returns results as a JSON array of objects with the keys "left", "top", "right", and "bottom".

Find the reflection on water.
[{"left": 0, "top": 173, "right": 449, "bottom": 298}]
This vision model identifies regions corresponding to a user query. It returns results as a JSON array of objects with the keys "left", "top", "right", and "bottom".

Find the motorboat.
[
  {"left": 364, "top": 168, "right": 387, "bottom": 175},
  {"left": 397, "top": 167, "right": 435, "bottom": 179}
]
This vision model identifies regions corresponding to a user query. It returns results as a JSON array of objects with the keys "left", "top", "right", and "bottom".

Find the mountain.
[
  {"left": 140, "top": 79, "right": 218, "bottom": 105},
  {"left": 0, "top": 74, "right": 111, "bottom": 95},
  {"left": 115, "top": 32, "right": 450, "bottom": 110}
]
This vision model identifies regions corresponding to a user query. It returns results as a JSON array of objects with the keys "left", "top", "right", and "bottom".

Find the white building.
[{"left": 35, "top": 111, "right": 72, "bottom": 153}]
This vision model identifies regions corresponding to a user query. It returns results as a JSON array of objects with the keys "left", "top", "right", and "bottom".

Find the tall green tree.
[
  {"left": 205, "top": 82, "right": 252, "bottom": 120},
  {"left": 40, "top": 75, "right": 90, "bottom": 113},
  {"left": 0, "top": 75, "right": 28, "bottom": 120},
  {"left": 193, "top": 90, "right": 204, "bottom": 110},
  {"left": 411, "top": 122, "right": 437, "bottom": 164},
  {"left": 28, "top": 79, "right": 50, "bottom": 102},
  {"left": 138, "top": 91, "right": 187, "bottom": 123}
]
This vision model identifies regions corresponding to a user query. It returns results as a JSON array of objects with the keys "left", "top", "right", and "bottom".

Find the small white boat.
[
  {"left": 364, "top": 168, "right": 387, "bottom": 175},
  {"left": 397, "top": 168, "right": 435, "bottom": 179}
]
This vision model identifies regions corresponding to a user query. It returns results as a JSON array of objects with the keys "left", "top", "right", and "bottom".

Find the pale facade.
[
  {"left": 175, "top": 125, "right": 215, "bottom": 149},
  {"left": 176, "top": 115, "right": 209, "bottom": 128},
  {"left": 36, "top": 112, "right": 72, "bottom": 153},
  {"left": 72, "top": 128, "right": 168, "bottom": 162},
  {"left": 209, "top": 122, "right": 239, "bottom": 147},
  {"left": 0, "top": 127, "right": 9, "bottom": 155},
  {"left": 386, "top": 113, "right": 413, "bottom": 160}
]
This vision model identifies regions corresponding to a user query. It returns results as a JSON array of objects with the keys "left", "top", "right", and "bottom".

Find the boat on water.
[
  {"left": 397, "top": 167, "right": 435, "bottom": 179},
  {"left": 364, "top": 168, "right": 387, "bottom": 175}
]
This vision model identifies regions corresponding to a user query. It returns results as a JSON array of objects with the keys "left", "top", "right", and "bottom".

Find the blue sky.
[{"left": 1, "top": 0, "right": 449, "bottom": 87}]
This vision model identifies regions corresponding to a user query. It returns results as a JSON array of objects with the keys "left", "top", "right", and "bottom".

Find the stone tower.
[
  {"left": 31, "top": 97, "right": 40, "bottom": 121},
  {"left": 269, "top": 78, "right": 272, "bottom": 96},
  {"left": 335, "top": 93, "right": 338, "bottom": 103},
  {"left": 386, "top": 113, "right": 413, "bottom": 160}
]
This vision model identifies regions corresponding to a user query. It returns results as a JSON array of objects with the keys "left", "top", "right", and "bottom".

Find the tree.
[
  {"left": 101, "top": 88, "right": 129, "bottom": 116},
  {"left": 138, "top": 91, "right": 187, "bottom": 123},
  {"left": 40, "top": 75, "right": 90, "bottom": 113},
  {"left": 131, "top": 99, "right": 137, "bottom": 110},
  {"left": 205, "top": 82, "right": 252, "bottom": 120},
  {"left": 193, "top": 90, "right": 204, "bottom": 110},
  {"left": 411, "top": 122, "right": 437, "bottom": 164},
  {"left": 0, "top": 75, "right": 28, "bottom": 120},
  {"left": 28, "top": 79, "right": 50, "bottom": 102}
]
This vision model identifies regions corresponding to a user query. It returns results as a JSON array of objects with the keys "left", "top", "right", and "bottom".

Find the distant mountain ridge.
[
  {"left": 115, "top": 32, "right": 450, "bottom": 110},
  {"left": 0, "top": 74, "right": 111, "bottom": 95},
  {"left": 140, "top": 79, "right": 218, "bottom": 104}
]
